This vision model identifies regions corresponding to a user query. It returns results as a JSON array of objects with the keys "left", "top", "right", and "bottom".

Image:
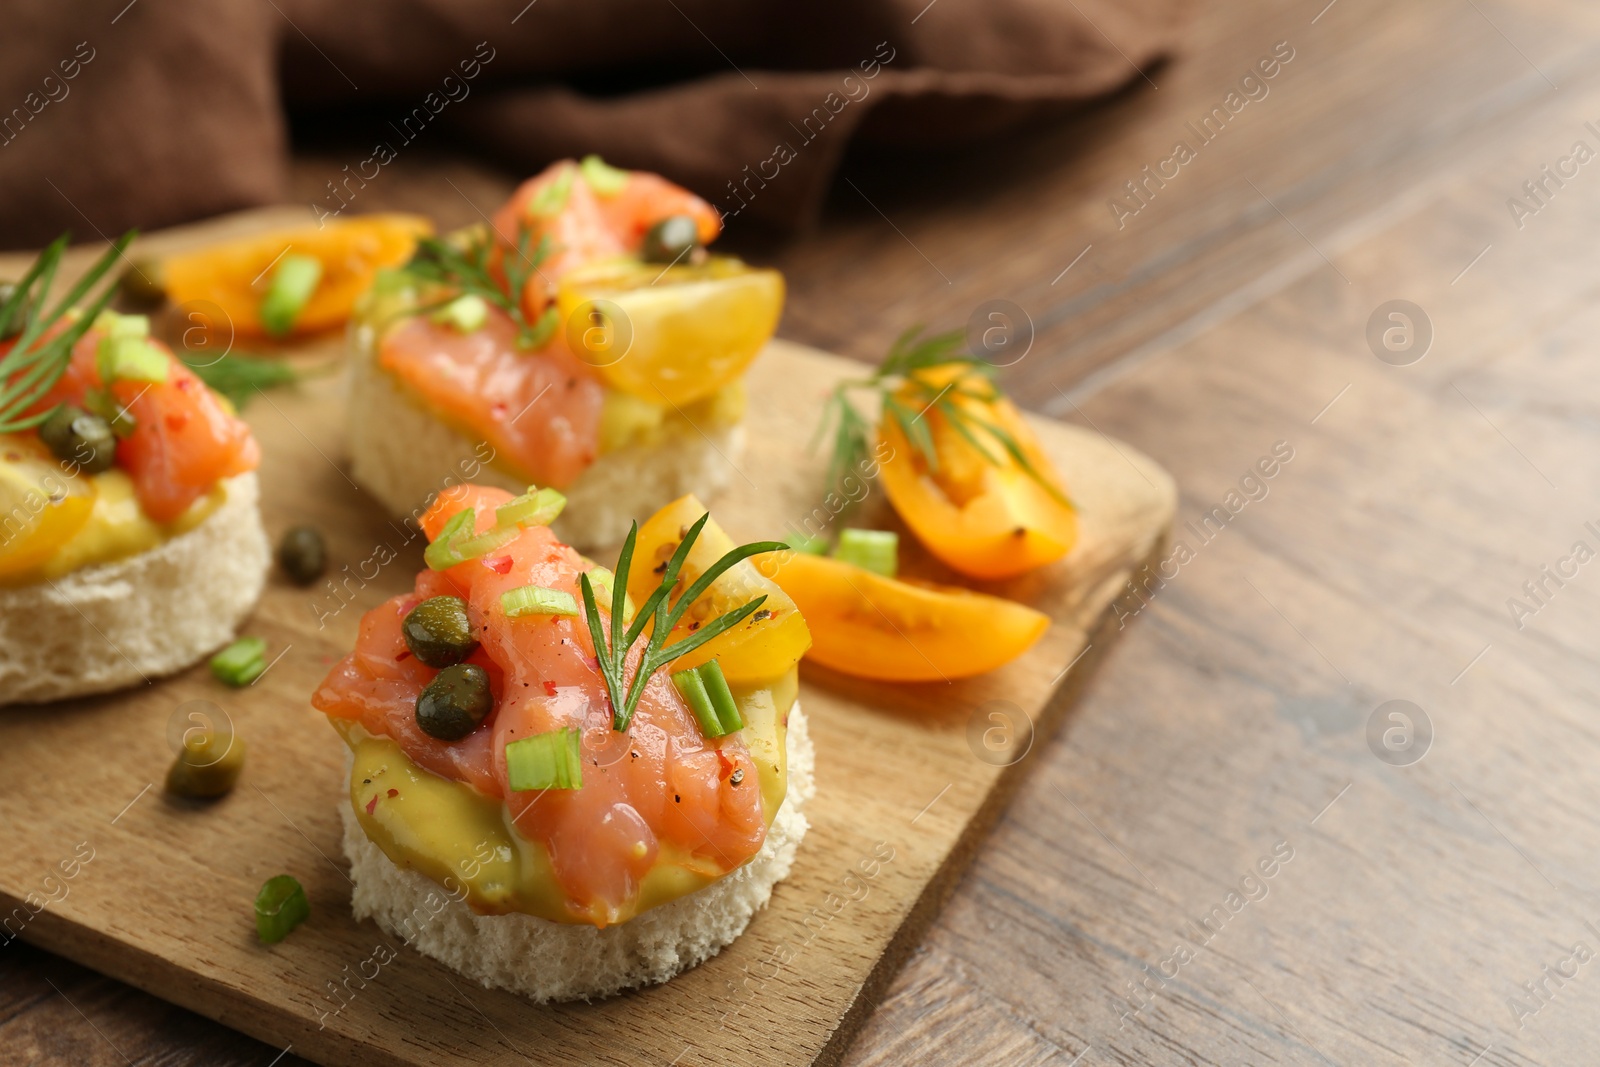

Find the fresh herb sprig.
[
  {"left": 579, "top": 514, "right": 786, "bottom": 733},
  {"left": 0, "top": 231, "right": 135, "bottom": 433},
  {"left": 180, "top": 353, "right": 299, "bottom": 409},
  {"left": 813, "top": 326, "right": 1071, "bottom": 508},
  {"left": 404, "top": 224, "right": 559, "bottom": 350}
]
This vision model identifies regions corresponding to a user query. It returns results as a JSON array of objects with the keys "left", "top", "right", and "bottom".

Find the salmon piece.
[
  {"left": 36, "top": 331, "right": 260, "bottom": 522},
  {"left": 491, "top": 161, "right": 723, "bottom": 325},
  {"left": 313, "top": 485, "right": 768, "bottom": 923},
  {"left": 377, "top": 309, "right": 603, "bottom": 490}
]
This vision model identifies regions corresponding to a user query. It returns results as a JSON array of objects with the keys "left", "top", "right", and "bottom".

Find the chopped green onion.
[
  {"left": 505, "top": 727, "right": 583, "bottom": 791},
  {"left": 495, "top": 486, "right": 567, "bottom": 529},
  {"left": 698, "top": 659, "right": 743, "bottom": 734},
  {"left": 260, "top": 253, "right": 323, "bottom": 337},
  {"left": 526, "top": 167, "right": 575, "bottom": 218},
  {"left": 671, "top": 660, "right": 743, "bottom": 738},
  {"left": 424, "top": 508, "right": 475, "bottom": 570},
  {"left": 579, "top": 155, "right": 629, "bottom": 197},
  {"left": 500, "top": 585, "right": 579, "bottom": 618},
  {"left": 254, "top": 874, "right": 310, "bottom": 944},
  {"left": 96, "top": 335, "right": 169, "bottom": 383},
  {"left": 833, "top": 528, "right": 898, "bottom": 577},
  {"left": 94, "top": 310, "right": 150, "bottom": 339},
  {"left": 424, "top": 508, "right": 521, "bottom": 570},
  {"left": 211, "top": 636, "right": 267, "bottom": 687},
  {"left": 431, "top": 293, "right": 489, "bottom": 333},
  {"left": 585, "top": 566, "right": 635, "bottom": 623},
  {"left": 785, "top": 533, "right": 828, "bottom": 555},
  {"left": 451, "top": 523, "right": 521, "bottom": 561}
]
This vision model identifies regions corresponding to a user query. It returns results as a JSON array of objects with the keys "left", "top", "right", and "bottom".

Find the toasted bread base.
[
  {"left": 340, "top": 702, "right": 813, "bottom": 1002},
  {"left": 0, "top": 472, "right": 269, "bottom": 706},
  {"left": 346, "top": 326, "right": 744, "bottom": 551}
]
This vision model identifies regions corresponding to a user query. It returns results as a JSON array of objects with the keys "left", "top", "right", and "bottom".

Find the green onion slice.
[
  {"left": 526, "top": 167, "right": 576, "bottom": 219},
  {"left": 833, "top": 528, "right": 898, "bottom": 577},
  {"left": 424, "top": 507, "right": 522, "bottom": 570},
  {"left": 505, "top": 727, "right": 583, "bottom": 791},
  {"left": 96, "top": 335, "right": 169, "bottom": 384},
  {"left": 500, "top": 585, "right": 579, "bottom": 618},
  {"left": 785, "top": 533, "right": 828, "bottom": 555},
  {"left": 94, "top": 310, "right": 150, "bottom": 339},
  {"left": 211, "top": 636, "right": 267, "bottom": 687},
  {"left": 430, "top": 293, "right": 489, "bottom": 333},
  {"left": 670, "top": 660, "right": 743, "bottom": 738},
  {"left": 495, "top": 486, "right": 566, "bottom": 529},
  {"left": 259, "top": 253, "right": 323, "bottom": 337},
  {"left": 585, "top": 566, "right": 635, "bottom": 623},
  {"left": 254, "top": 874, "right": 310, "bottom": 944},
  {"left": 579, "top": 155, "right": 629, "bottom": 197}
]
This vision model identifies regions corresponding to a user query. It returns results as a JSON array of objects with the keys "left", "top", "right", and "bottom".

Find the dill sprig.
[
  {"left": 404, "top": 223, "right": 559, "bottom": 350},
  {"left": 579, "top": 513, "right": 786, "bottom": 733},
  {"left": 0, "top": 231, "right": 135, "bottom": 434},
  {"left": 813, "top": 326, "right": 1072, "bottom": 508},
  {"left": 180, "top": 353, "right": 299, "bottom": 409}
]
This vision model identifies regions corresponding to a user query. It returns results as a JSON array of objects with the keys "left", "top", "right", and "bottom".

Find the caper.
[
  {"left": 0, "top": 281, "right": 30, "bottom": 339},
  {"left": 165, "top": 731, "right": 246, "bottom": 799},
  {"left": 276, "top": 525, "right": 327, "bottom": 586},
  {"left": 38, "top": 405, "right": 116, "bottom": 474},
  {"left": 402, "top": 595, "right": 478, "bottom": 668},
  {"left": 415, "top": 663, "right": 493, "bottom": 741},
  {"left": 118, "top": 258, "right": 167, "bottom": 309},
  {"left": 640, "top": 214, "right": 700, "bottom": 265}
]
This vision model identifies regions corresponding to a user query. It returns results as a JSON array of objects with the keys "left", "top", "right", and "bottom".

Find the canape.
[
  {"left": 312, "top": 484, "right": 812, "bottom": 1000},
  {"left": 0, "top": 237, "right": 268, "bottom": 704},
  {"left": 347, "top": 157, "right": 783, "bottom": 550}
]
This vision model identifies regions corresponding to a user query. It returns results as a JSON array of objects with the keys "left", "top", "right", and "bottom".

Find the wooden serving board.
[{"left": 0, "top": 213, "right": 1175, "bottom": 1067}]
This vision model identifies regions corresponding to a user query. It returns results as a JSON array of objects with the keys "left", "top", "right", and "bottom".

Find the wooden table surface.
[{"left": 8, "top": 0, "right": 1600, "bottom": 1062}]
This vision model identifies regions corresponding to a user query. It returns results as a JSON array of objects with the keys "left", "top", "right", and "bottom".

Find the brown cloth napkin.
[{"left": 0, "top": 0, "right": 1189, "bottom": 249}]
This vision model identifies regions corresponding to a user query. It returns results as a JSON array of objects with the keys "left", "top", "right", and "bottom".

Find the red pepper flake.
[
  {"left": 175, "top": 377, "right": 194, "bottom": 392},
  {"left": 542, "top": 680, "right": 558, "bottom": 696},
  {"left": 387, "top": 788, "right": 399, "bottom": 798},
  {"left": 717, "top": 749, "right": 735, "bottom": 780},
  {"left": 491, "top": 401, "right": 509, "bottom": 420},
  {"left": 164, "top": 413, "right": 188, "bottom": 432},
  {"left": 483, "top": 554, "right": 513, "bottom": 575},
  {"left": 365, "top": 795, "right": 379, "bottom": 815},
  {"left": 396, "top": 650, "right": 412, "bottom": 662}
]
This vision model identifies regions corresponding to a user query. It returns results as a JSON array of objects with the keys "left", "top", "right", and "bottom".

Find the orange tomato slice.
[
  {"left": 759, "top": 551, "right": 1049, "bottom": 681},
  {"left": 626, "top": 495, "right": 810, "bottom": 685},
  {"left": 0, "top": 434, "right": 95, "bottom": 582},
  {"left": 161, "top": 214, "right": 431, "bottom": 338},
  {"left": 879, "top": 366, "right": 1077, "bottom": 580}
]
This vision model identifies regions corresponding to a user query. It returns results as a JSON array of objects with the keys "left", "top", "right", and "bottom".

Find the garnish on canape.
[
  {"left": 312, "top": 485, "right": 812, "bottom": 1002},
  {"left": 345, "top": 157, "right": 784, "bottom": 549},
  {"left": 0, "top": 233, "right": 269, "bottom": 705}
]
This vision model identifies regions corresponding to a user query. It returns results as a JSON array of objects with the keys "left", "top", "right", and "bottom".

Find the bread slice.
[
  {"left": 340, "top": 702, "right": 814, "bottom": 1002},
  {"left": 0, "top": 472, "right": 269, "bottom": 706},
  {"left": 346, "top": 324, "right": 744, "bottom": 551}
]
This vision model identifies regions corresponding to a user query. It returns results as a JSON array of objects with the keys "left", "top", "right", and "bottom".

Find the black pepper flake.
[
  {"left": 1013, "top": 526, "right": 1027, "bottom": 537},
  {"left": 653, "top": 561, "right": 668, "bottom": 575},
  {"left": 752, "top": 609, "right": 772, "bottom": 623},
  {"left": 674, "top": 794, "right": 681, "bottom": 803},
  {"left": 730, "top": 768, "right": 745, "bottom": 786},
  {"left": 631, "top": 751, "right": 639, "bottom": 759},
  {"left": 362, "top": 778, "right": 372, "bottom": 784}
]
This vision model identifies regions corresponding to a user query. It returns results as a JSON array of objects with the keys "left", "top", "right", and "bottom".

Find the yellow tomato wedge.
[
  {"left": 161, "top": 214, "right": 432, "bottom": 338},
  {"left": 879, "top": 365, "right": 1077, "bottom": 580},
  {"left": 557, "top": 256, "right": 783, "bottom": 406},
  {"left": 0, "top": 435, "right": 95, "bottom": 582},
  {"left": 627, "top": 495, "right": 810, "bottom": 684},
  {"left": 760, "top": 551, "right": 1049, "bottom": 681}
]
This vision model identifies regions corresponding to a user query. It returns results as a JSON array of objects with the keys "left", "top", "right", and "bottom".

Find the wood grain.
[{"left": 0, "top": 215, "right": 1173, "bottom": 1067}]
